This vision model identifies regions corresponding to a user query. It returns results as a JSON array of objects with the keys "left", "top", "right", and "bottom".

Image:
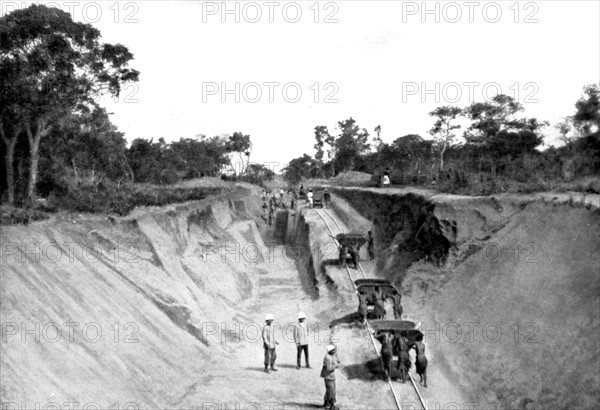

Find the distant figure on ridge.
[{"left": 382, "top": 168, "right": 390, "bottom": 188}]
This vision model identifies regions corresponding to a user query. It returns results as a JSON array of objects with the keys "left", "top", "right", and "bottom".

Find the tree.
[
  {"left": 332, "top": 118, "right": 370, "bottom": 174},
  {"left": 0, "top": 55, "right": 25, "bottom": 203},
  {"left": 555, "top": 116, "right": 585, "bottom": 147},
  {"left": 428, "top": 106, "right": 462, "bottom": 172},
  {"left": 245, "top": 163, "right": 275, "bottom": 183},
  {"left": 463, "top": 94, "right": 523, "bottom": 145},
  {"left": 313, "top": 125, "right": 331, "bottom": 177},
  {"left": 126, "top": 138, "right": 179, "bottom": 184},
  {"left": 463, "top": 94, "right": 546, "bottom": 160},
  {"left": 373, "top": 125, "right": 383, "bottom": 150},
  {"left": 226, "top": 132, "right": 252, "bottom": 176},
  {"left": 171, "top": 135, "right": 229, "bottom": 178},
  {"left": 37, "top": 103, "right": 131, "bottom": 193},
  {"left": 573, "top": 84, "right": 600, "bottom": 136},
  {"left": 0, "top": 4, "right": 139, "bottom": 202},
  {"left": 313, "top": 125, "right": 330, "bottom": 162},
  {"left": 283, "top": 154, "right": 316, "bottom": 184}
]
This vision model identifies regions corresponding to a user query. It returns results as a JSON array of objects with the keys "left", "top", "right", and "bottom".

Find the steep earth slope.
[{"left": 0, "top": 187, "right": 266, "bottom": 407}]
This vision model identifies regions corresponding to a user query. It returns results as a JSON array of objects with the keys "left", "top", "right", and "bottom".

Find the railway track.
[{"left": 315, "top": 208, "right": 428, "bottom": 410}]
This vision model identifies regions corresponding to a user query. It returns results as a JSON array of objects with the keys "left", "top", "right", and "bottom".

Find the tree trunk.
[
  {"left": 27, "top": 134, "right": 41, "bottom": 202},
  {"left": 0, "top": 122, "right": 17, "bottom": 205},
  {"left": 4, "top": 139, "right": 16, "bottom": 204},
  {"left": 25, "top": 119, "right": 51, "bottom": 203},
  {"left": 440, "top": 143, "right": 446, "bottom": 173},
  {"left": 72, "top": 158, "right": 79, "bottom": 183}
]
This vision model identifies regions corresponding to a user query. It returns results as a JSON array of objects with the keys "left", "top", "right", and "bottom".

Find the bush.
[
  {"left": 0, "top": 205, "right": 49, "bottom": 225},
  {"left": 49, "top": 181, "right": 224, "bottom": 216}
]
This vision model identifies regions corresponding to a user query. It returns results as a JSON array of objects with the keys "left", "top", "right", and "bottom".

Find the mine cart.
[
  {"left": 354, "top": 278, "right": 398, "bottom": 306},
  {"left": 336, "top": 233, "right": 367, "bottom": 249},
  {"left": 313, "top": 190, "right": 325, "bottom": 208},
  {"left": 337, "top": 233, "right": 367, "bottom": 264},
  {"left": 370, "top": 320, "right": 423, "bottom": 345}
]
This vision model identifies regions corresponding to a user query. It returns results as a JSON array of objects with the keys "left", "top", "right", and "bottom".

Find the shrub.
[{"left": 48, "top": 181, "right": 224, "bottom": 216}]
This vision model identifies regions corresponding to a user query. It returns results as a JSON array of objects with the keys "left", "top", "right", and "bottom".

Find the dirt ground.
[{"left": 2, "top": 182, "right": 598, "bottom": 409}]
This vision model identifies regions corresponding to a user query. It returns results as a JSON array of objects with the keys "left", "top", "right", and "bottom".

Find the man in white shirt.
[
  {"left": 307, "top": 189, "right": 314, "bottom": 208},
  {"left": 293, "top": 312, "right": 310, "bottom": 369},
  {"left": 262, "top": 314, "right": 278, "bottom": 373}
]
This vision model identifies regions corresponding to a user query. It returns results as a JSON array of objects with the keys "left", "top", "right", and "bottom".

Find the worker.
[
  {"left": 307, "top": 189, "right": 314, "bottom": 208},
  {"left": 373, "top": 286, "right": 386, "bottom": 320},
  {"left": 357, "top": 291, "right": 368, "bottom": 325},
  {"left": 394, "top": 331, "right": 411, "bottom": 383},
  {"left": 382, "top": 168, "right": 391, "bottom": 188},
  {"left": 349, "top": 245, "right": 358, "bottom": 269},
  {"left": 294, "top": 312, "right": 310, "bottom": 369},
  {"left": 262, "top": 201, "right": 268, "bottom": 218},
  {"left": 262, "top": 314, "right": 278, "bottom": 373},
  {"left": 412, "top": 334, "right": 428, "bottom": 388},
  {"left": 374, "top": 329, "right": 394, "bottom": 379},
  {"left": 367, "top": 231, "right": 375, "bottom": 260},
  {"left": 321, "top": 345, "right": 340, "bottom": 410},
  {"left": 391, "top": 289, "right": 403, "bottom": 320},
  {"left": 323, "top": 189, "right": 331, "bottom": 209},
  {"left": 338, "top": 243, "right": 348, "bottom": 268}
]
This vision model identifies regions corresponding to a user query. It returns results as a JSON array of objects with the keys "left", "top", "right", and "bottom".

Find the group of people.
[
  {"left": 299, "top": 184, "right": 332, "bottom": 209},
  {"left": 338, "top": 231, "right": 375, "bottom": 269},
  {"left": 357, "top": 287, "right": 403, "bottom": 323},
  {"left": 261, "top": 188, "right": 296, "bottom": 225},
  {"left": 261, "top": 312, "right": 341, "bottom": 410},
  {"left": 261, "top": 312, "right": 311, "bottom": 373},
  {"left": 373, "top": 329, "right": 428, "bottom": 387}
]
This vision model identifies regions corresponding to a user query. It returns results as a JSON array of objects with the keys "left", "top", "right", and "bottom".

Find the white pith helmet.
[
  {"left": 265, "top": 314, "right": 274, "bottom": 321},
  {"left": 327, "top": 344, "right": 336, "bottom": 352},
  {"left": 298, "top": 312, "right": 306, "bottom": 319}
]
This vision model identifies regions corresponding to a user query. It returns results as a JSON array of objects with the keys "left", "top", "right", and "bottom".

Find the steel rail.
[{"left": 314, "top": 208, "right": 429, "bottom": 410}]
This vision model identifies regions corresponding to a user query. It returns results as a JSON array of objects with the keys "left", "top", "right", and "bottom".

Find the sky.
[{"left": 5, "top": 0, "right": 600, "bottom": 172}]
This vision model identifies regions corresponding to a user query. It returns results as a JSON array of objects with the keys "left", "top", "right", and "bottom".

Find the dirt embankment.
[
  {"left": 0, "top": 187, "right": 266, "bottom": 407},
  {"left": 329, "top": 187, "right": 600, "bottom": 409}
]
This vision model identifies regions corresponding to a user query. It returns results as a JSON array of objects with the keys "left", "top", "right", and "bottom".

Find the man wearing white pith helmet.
[
  {"left": 262, "top": 314, "right": 279, "bottom": 373},
  {"left": 320, "top": 344, "right": 339, "bottom": 410},
  {"left": 293, "top": 312, "right": 310, "bottom": 369}
]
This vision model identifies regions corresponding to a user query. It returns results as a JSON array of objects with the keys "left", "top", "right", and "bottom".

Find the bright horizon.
[{"left": 5, "top": 0, "right": 599, "bottom": 172}]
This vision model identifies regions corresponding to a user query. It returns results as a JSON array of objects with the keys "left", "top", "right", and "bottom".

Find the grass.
[
  {"left": 429, "top": 175, "right": 600, "bottom": 196},
  {"left": 50, "top": 182, "right": 225, "bottom": 216},
  {"left": 1, "top": 182, "right": 226, "bottom": 225}
]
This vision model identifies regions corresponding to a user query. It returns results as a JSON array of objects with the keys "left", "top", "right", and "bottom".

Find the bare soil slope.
[{"left": 0, "top": 187, "right": 266, "bottom": 407}]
